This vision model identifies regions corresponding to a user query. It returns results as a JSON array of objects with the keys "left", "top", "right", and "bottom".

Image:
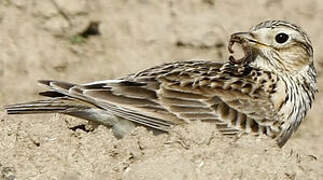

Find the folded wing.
[{"left": 38, "top": 61, "right": 280, "bottom": 137}]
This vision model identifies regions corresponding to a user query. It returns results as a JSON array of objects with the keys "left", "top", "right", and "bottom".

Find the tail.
[
  {"left": 4, "top": 97, "right": 135, "bottom": 137},
  {"left": 4, "top": 98, "right": 88, "bottom": 115}
]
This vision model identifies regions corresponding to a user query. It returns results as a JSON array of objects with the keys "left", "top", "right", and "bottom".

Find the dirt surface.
[{"left": 1, "top": 0, "right": 323, "bottom": 179}]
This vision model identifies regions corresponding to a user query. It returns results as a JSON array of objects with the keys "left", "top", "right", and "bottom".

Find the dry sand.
[{"left": 1, "top": 0, "right": 323, "bottom": 179}]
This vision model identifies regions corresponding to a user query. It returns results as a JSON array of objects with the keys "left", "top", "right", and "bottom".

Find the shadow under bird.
[{"left": 4, "top": 20, "right": 317, "bottom": 147}]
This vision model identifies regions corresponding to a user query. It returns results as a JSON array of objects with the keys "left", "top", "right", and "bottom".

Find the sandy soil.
[{"left": 1, "top": 0, "right": 323, "bottom": 179}]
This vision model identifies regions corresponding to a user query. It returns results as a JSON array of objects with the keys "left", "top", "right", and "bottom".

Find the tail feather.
[
  {"left": 5, "top": 98, "right": 88, "bottom": 115},
  {"left": 38, "top": 80, "right": 75, "bottom": 90},
  {"left": 4, "top": 98, "right": 136, "bottom": 137},
  {"left": 38, "top": 91, "right": 66, "bottom": 98},
  {"left": 5, "top": 80, "right": 94, "bottom": 115},
  {"left": 38, "top": 80, "right": 76, "bottom": 97}
]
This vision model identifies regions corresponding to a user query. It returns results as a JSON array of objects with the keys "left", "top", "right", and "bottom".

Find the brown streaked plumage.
[{"left": 4, "top": 20, "right": 317, "bottom": 147}]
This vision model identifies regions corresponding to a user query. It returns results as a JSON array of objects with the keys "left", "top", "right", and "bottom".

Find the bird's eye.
[{"left": 275, "top": 33, "right": 289, "bottom": 44}]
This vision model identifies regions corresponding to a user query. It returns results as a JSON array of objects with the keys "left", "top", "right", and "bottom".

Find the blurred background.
[{"left": 0, "top": 0, "right": 322, "bottom": 179}]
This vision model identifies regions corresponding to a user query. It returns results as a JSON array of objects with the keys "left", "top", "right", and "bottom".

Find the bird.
[{"left": 4, "top": 20, "right": 317, "bottom": 147}]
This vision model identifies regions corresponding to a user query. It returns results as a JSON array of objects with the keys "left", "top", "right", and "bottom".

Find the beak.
[{"left": 228, "top": 32, "right": 258, "bottom": 64}]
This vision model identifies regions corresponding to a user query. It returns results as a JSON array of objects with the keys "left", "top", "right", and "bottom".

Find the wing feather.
[{"left": 37, "top": 61, "right": 279, "bottom": 137}]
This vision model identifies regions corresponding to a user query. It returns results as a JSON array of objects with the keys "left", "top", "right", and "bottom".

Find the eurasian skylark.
[{"left": 5, "top": 20, "right": 317, "bottom": 147}]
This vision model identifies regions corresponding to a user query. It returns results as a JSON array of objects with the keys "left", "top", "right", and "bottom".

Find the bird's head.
[
  {"left": 228, "top": 20, "right": 314, "bottom": 75},
  {"left": 228, "top": 20, "right": 317, "bottom": 147}
]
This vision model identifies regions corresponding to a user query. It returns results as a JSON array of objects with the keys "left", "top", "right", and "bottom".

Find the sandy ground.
[{"left": 1, "top": 0, "right": 323, "bottom": 179}]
